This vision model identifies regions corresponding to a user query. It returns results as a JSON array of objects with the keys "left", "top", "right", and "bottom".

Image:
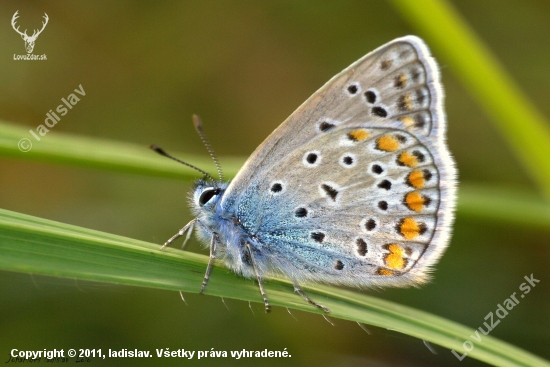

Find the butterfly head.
[{"left": 191, "top": 179, "right": 228, "bottom": 214}]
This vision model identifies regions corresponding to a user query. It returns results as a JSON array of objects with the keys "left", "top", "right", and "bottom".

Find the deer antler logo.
[{"left": 12, "top": 11, "right": 49, "bottom": 54}]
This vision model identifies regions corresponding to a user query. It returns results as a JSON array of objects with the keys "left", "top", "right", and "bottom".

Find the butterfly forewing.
[{"left": 221, "top": 36, "right": 456, "bottom": 288}]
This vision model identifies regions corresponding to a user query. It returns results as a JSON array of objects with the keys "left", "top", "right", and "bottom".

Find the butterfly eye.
[{"left": 199, "top": 188, "right": 220, "bottom": 206}]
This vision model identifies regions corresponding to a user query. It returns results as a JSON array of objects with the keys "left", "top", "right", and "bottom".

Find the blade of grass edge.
[
  {"left": 0, "top": 121, "right": 243, "bottom": 180},
  {"left": 0, "top": 208, "right": 548, "bottom": 367}
]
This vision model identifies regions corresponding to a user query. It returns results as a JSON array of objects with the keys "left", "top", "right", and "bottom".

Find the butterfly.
[{"left": 152, "top": 35, "right": 456, "bottom": 313}]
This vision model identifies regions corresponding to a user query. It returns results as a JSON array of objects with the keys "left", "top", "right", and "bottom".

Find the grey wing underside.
[{"left": 221, "top": 36, "right": 456, "bottom": 287}]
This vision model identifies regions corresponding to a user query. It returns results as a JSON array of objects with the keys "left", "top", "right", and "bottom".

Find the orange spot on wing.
[
  {"left": 385, "top": 244, "right": 406, "bottom": 270},
  {"left": 400, "top": 93, "right": 414, "bottom": 111},
  {"left": 399, "top": 116, "right": 415, "bottom": 128},
  {"left": 376, "top": 135, "right": 399, "bottom": 152},
  {"left": 377, "top": 268, "right": 395, "bottom": 276},
  {"left": 405, "top": 191, "right": 425, "bottom": 212},
  {"left": 399, "top": 152, "right": 419, "bottom": 167},
  {"left": 399, "top": 217, "right": 422, "bottom": 240},
  {"left": 408, "top": 170, "right": 425, "bottom": 188},
  {"left": 348, "top": 129, "right": 370, "bottom": 141}
]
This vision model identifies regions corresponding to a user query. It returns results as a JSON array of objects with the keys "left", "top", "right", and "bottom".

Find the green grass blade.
[
  {"left": 0, "top": 207, "right": 548, "bottom": 367},
  {"left": 0, "top": 120, "right": 243, "bottom": 180},
  {"left": 459, "top": 184, "right": 550, "bottom": 231},
  {"left": 389, "top": 0, "right": 550, "bottom": 200}
]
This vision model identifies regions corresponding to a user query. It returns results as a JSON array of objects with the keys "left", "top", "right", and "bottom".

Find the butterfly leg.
[
  {"left": 200, "top": 232, "right": 218, "bottom": 294},
  {"left": 180, "top": 221, "right": 196, "bottom": 250},
  {"left": 293, "top": 283, "right": 330, "bottom": 313},
  {"left": 245, "top": 242, "right": 271, "bottom": 313},
  {"left": 161, "top": 218, "right": 196, "bottom": 250}
]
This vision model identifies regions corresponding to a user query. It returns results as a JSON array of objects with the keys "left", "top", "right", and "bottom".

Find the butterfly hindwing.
[{"left": 240, "top": 126, "right": 440, "bottom": 286}]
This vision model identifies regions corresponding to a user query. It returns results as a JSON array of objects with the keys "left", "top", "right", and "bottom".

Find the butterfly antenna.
[
  {"left": 149, "top": 144, "right": 215, "bottom": 182},
  {"left": 192, "top": 114, "right": 224, "bottom": 181}
]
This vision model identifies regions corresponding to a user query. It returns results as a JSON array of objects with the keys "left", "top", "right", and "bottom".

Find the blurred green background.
[{"left": 1, "top": 1, "right": 549, "bottom": 366}]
